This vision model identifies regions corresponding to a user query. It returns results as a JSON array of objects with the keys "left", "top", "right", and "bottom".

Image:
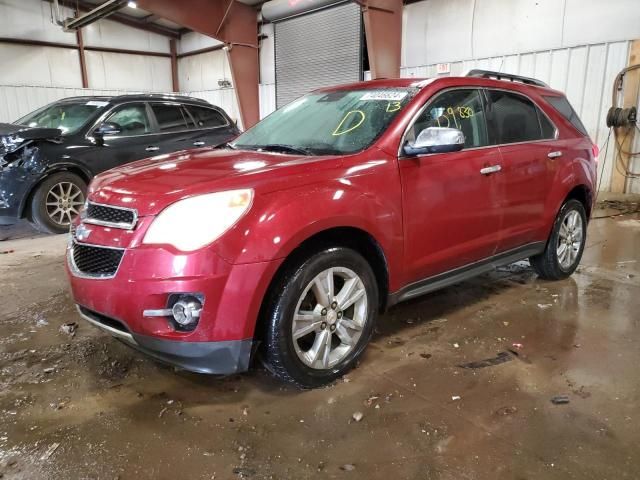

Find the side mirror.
[
  {"left": 94, "top": 122, "right": 122, "bottom": 138},
  {"left": 403, "top": 127, "right": 465, "bottom": 156}
]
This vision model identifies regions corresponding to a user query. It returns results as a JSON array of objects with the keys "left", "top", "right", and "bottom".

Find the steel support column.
[
  {"left": 170, "top": 38, "right": 179, "bottom": 92},
  {"left": 360, "top": 0, "right": 402, "bottom": 79},
  {"left": 76, "top": 28, "right": 89, "bottom": 88},
  {"left": 136, "top": 0, "right": 260, "bottom": 128}
]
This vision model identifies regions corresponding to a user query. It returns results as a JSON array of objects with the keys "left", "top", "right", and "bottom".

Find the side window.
[
  {"left": 151, "top": 103, "right": 189, "bottom": 133},
  {"left": 104, "top": 103, "right": 151, "bottom": 136},
  {"left": 538, "top": 109, "right": 556, "bottom": 139},
  {"left": 187, "top": 105, "right": 228, "bottom": 128},
  {"left": 407, "top": 89, "right": 488, "bottom": 148},
  {"left": 488, "top": 90, "right": 542, "bottom": 144},
  {"left": 543, "top": 95, "right": 588, "bottom": 136}
]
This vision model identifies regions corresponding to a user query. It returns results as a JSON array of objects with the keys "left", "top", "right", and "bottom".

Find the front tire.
[
  {"left": 261, "top": 247, "right": 378, "bottom": 389},
  {"left": 530, "top": 199, "right": 587, "bottom": 280},
  {"left": 30, "top": 172, "right": 86, "bottom": 234}
]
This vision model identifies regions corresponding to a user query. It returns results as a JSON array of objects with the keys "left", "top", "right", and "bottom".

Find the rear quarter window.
[
  {"left": 187, "top": 105, "right": 228, "bottom": 128},
  {"left": 543, "top": 95, "right": 588, "bottom": 136}
]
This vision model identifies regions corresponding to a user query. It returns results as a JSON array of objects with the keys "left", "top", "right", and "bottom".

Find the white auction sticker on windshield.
[
  {"left": 86, "top": 101, "right": 109, "bottom": 107},
  {"left": 360, "top": 91, "right": 408, "bottom": 101}
]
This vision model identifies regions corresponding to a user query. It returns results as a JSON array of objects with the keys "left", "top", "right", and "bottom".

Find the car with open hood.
[
  {"left": 66, "top": 71, "right": 597, "bottom": 388},
  {"left": 0, "top": 94, "right": 239, "bottom": 233}
]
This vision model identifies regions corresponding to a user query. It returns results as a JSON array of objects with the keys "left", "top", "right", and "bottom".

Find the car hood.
[
  {"left": 0, "top": 123, "right": 62, "bottom": 159},
  {"left": 89, "top": 147, "right": 341, "bottom": 216},
  {"left": 0, "top": 123, "right": 62, "bottom": 140}
]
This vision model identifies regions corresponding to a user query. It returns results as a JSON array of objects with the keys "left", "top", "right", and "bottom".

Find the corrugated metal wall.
[{"left": 400, "top": 41, "right": 634, "bottom": 192}]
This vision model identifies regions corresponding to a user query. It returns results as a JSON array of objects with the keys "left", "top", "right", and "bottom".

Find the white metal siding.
[
  {"left": 401, "top": 41, "right": 634, "bottom": 192},
  {"left": 402, "top": 0, "right": 640, "bottom": 67}
]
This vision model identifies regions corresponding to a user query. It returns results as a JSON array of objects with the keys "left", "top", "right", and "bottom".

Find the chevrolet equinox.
[{"left": 66, "top": 71, "right": 596, "bottom": 388}]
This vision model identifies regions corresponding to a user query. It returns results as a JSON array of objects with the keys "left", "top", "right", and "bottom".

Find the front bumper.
[
  {"left": 66, "top": 222, "right": 282, "bottom": 374},
  {"left": 0, "top": 165, "right": 39, "bottom": 223},
  {"left": 76, "top": 305, "right": 253, "bottom": 374}
]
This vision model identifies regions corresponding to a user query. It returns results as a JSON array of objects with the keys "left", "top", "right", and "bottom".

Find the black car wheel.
[
  {"left": 261, "top": 247, "right": 378, "bottom": 388},
  {"left": 30, "top": 172, "right": 87, "bottom": 234},
  {"left": 530, "top": 199, "right": 587, "bottom": 280}
]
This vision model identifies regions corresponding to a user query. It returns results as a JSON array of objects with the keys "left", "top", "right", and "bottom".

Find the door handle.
[
  {"left": 548, "top": 151, "right": 562, "bottom": 159},
  {"left": 193, "top": 141, "right": 206, "bottom": 147},
  {"left": 145, "top": 146, "right": 160, "bottom": 152},
  {"left": 480, "top": 165, "right": 502, "bottom": 175}
]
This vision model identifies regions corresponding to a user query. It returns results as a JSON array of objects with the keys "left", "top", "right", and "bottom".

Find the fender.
[
  {"left": 213, "top": 159, "right": 405, "bottom": 291},
  {"left": 542, "top": 140, "right": 595, "bottom": 236},
  {"left": 18, "top": 160, "right": 93, "bottom": 218}
]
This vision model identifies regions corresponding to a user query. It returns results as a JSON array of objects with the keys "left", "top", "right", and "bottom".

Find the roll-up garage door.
[{"left": 274, "top": 1, "right": 362, "bottom": 108}]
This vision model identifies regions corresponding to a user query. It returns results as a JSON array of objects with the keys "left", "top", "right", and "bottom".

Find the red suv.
[{"left": 66, "top": 71, "right": 596, "bottom": 388}]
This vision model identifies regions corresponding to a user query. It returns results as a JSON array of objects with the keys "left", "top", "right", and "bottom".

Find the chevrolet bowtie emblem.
[{"left": 75, "top": 224, "right": 92, "bottom": 241}]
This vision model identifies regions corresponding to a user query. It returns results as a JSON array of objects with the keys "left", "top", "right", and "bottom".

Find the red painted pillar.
[
  {"left": 136, "top": 0, "right": 260, "bottom": 128},
  {"left": 361, "top": 0, "right": 403, "bottom": 79}
]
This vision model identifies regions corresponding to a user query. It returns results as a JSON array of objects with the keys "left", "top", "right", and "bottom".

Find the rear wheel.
[
  {"left": 30, "top": 172, "right": 86, "bottom": 234},
  {"left": 530, "top": 199, "right": 586, "bottom": 280},
  {"left": 261, "top": 247, "right": 378, "bottom": 388}
]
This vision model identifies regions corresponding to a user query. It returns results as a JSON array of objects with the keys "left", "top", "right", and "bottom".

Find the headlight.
[
  {"left": 0, "top": 135, "right": 24, "bottom": 154},
  {"left": 143, "top": 189, "right": 253, "bottom": 252}
]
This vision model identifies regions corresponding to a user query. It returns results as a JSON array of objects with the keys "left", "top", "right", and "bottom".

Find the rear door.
[
  {"left": 486, "top": 89, "right": 558, "bottom": 252},
  {"left": 148, "top": 102, "right": 196, "bottom": 154},
  {"left": 184, "top": 104, "right": 240, "bottom": 147},
  {"left": 399, "top": 88, "right": 503, "bottom": 282}
]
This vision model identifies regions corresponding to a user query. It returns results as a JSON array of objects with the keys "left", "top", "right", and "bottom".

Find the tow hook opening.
[{"left": 143, "top": 293, "right": 204, "bottom": 332}]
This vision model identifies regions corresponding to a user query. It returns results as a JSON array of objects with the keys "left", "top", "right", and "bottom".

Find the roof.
[
  {"left": 54, "top": 94, "right": 212, "bottom": 105},
  {"left": 316, "top": 75, "right": 561, "bottom": 96}
]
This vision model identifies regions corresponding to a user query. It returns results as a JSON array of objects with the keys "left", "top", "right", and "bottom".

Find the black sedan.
[{"left": 0, "top": 94, "right": 240, "bottom": 233}]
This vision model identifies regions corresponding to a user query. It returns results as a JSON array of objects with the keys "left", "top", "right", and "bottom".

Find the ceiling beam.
[
  {"left": 136, "top": 0, "right": 260, "bottom": 128},
  {"left": 41, "top": 0, "right": 182, "bottom": 38}
]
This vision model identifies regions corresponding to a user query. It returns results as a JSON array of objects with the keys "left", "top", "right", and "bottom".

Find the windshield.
[
  {"left": 16, "top": 100, "right": 108, "bottom": 135},
  {"left": 234, "top": 88, "right": 417, "bottom": 155}
]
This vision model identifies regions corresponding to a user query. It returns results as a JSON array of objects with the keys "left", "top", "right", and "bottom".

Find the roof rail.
[{"left": 466, "top": 69, "right": 548, "bottom": 88}]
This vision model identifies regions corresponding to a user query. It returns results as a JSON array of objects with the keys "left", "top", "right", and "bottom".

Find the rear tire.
[
  {"left": 261, "top": 247, "right": 378, "bottom": 389},
  {"left": 30, "top": 172, "right": 86, "bottom": 234},
  {"left": 530, "top": 199, "right": 586, "bottom": 280}
]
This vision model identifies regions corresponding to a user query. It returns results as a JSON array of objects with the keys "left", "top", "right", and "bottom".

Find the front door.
[
  {"left": 399, "top": 88, "right": 503, "bottom": 283},
  {"left": 94, "top": 102, "right": 161, "bottom": 173}
]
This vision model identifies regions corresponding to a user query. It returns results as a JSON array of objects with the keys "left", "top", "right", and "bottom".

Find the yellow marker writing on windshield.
[
  {"left": 386, "top": 101, "right": 401, "bottom": 113},
  {"left": 332, "top": 110, "right": 366, "bottom": 136}
]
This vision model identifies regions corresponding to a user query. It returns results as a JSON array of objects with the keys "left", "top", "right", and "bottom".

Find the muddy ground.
[{"left": 0, "top": 204, "right": 639, "bottom": 480}]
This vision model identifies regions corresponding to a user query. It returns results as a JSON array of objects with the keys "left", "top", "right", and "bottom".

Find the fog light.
[{"left": 172, "top": 296, "right": 202, "bottom": 326}]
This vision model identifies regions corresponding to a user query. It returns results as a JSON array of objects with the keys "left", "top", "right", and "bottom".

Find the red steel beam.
[
  {"left": 361, "top": 0, "right": 402, "bottom": 79},
  {"left": 170, "top": 38, "right": 179, "bottom": 92},
  {"left": 136, "top": 0, "right": 260, "bottom": 128},
  {"left": 76, "top": 28, "right": 89, "bottom": 88}
]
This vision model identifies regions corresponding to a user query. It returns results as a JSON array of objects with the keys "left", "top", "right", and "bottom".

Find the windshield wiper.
[
  {"left": 254, "top": 144, "right": 314, "bottom": 156},
  {"left": 214, "top": 142, "right": 237, "bottom": 150}
]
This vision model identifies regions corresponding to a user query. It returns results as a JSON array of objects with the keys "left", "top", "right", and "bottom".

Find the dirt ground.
[{"left": 0, "top": 203, "right": 639, "bottom": 480}]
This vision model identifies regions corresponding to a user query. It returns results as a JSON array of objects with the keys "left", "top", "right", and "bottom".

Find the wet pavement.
[{"left": 0, "top": 207, "right": 639, "bottom": 479}]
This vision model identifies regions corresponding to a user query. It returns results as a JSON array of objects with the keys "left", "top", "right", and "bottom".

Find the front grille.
[
  {"left": 85, "top": 202, "right": 137, "bottom": 229},
  {"left": 71, "top": 243, "right": 124, "bottom": 278}
]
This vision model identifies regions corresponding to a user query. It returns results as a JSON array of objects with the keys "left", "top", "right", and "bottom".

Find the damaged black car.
[{"left": 0, "top": 94, "right": 239, "bottom": 233}]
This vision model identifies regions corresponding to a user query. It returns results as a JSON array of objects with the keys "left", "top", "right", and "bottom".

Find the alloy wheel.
[
  {"left": 291, "top": 267, "right": 368, "bottom": 370},
  {"left": 45, "top": 181, "right": 85, "bottom": 227},
  {"left": 556, "top": 210, "right": 583, "bottom": 270}
]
